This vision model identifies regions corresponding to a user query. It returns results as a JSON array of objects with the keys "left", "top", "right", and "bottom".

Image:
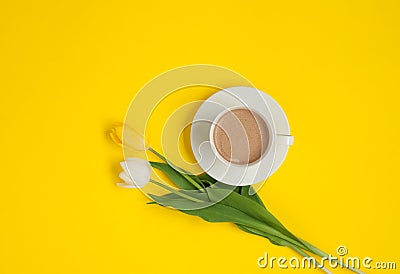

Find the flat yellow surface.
[{"left": 1, "top": 1, "right": 399, "bottom": 273}]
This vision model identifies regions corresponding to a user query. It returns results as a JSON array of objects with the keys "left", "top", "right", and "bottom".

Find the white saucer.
[{"left": 190, "top": 86, "right": 293, "bottom": 186}]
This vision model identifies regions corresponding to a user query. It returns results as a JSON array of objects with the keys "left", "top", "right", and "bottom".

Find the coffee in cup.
[{"left": 211, "top": 108, "right": 270, "bottom": 165}]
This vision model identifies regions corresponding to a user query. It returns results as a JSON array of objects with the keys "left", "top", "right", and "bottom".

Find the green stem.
[
  {"left": 290, "top": 246, "right": 332, "bottom": 274},
  {"left": 242, "top": 223, "right": 310, "bottom": 252},
  {"left": 299, "top": 239, "right": 364, "bottom": 274},
  {"left": 149, "top": 179, "right": 203, "bottom": 203},
  {"left": 148, "top": 147, "right": 205, "bottom": 191},
  {"left": 237, "top": 224, "right": 360, "bottom": 274},
  {"left": 238, "top": 224, "right": 330, "bottom": 273},
  {"left": 148, "top": 147, "right": 167, "bottom": 162},
  {"left": 180, "top": 173, "right": 205, "bottom": 192}
]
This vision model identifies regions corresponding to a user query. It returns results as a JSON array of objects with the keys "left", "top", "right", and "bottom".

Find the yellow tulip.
[{"left": 109, "top": 123, "right": 148, "bottom": 151}]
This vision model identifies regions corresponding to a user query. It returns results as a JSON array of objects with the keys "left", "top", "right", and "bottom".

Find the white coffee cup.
[{"left": 191, "top": 86, "right": 294, "bottom": 185}]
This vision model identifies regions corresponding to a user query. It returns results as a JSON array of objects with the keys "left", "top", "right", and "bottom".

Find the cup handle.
[{"left": 276, "top": 135, "right": 294, "bottom": 146}]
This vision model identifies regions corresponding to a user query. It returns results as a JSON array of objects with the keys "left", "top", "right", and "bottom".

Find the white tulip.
[
  {"left": 109, "top": 123, "right": 148, "bottom": 151},
  {"left": 116, "top": 158, "right": 151, "bottom": 188}
]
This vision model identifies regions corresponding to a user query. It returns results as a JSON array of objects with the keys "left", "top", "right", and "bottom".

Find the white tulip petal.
[
  {"left": 120, "top": 161, "right": 130, "bottom": 175},
  {"left": 116, "top": 183, "right": 139, "bottom": 188},
  {"left": 119, "top": 171, "right": 133, "bottom": 184},
  {"left": 119, "top": 158, "right": 151, "bottom": 188},
  {"left": 126, "top": 157, "right": 138, "bottom": 161}
]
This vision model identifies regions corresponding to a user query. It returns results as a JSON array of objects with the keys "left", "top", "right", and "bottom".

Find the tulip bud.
[
  {"left": 109, "top": 123, "right": 148, "bottom": 151},
  {"left": 117, "top": 158, "right": 151, "bottom": 188}
]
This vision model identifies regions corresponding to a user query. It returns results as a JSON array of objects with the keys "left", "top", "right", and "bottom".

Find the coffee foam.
[{"left": 213, "top": 108, "right": 269, "bottom": 165}]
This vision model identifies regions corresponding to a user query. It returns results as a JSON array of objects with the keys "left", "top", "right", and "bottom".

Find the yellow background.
[{"left": 1, "top": 1, "right": 399, "bottom": 273}]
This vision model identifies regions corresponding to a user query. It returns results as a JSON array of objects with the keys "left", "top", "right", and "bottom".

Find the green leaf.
[
  {"left": 236, "top": 224, "right": 284, "bottom": 246},
  {"left": 236, "top": 187, "right": 280, "bottom": 244},
  {"left": 149, "top": 193, "right": 212, "bottom": 209},
  {"left": 205, "top": 187, "right": 305, "bottom": 247},
  {"left": 206, "top": 188, "right": 284, "bottom": 229},
  {"left": 150, "top": 162, "right": 197, "bottom": 190},
  {"left": 150, "top": 190, "right": 210, "bottom": 202},
  {"left": 236, "top": 187, "right": 279, "bottom": 243},
  {"left": 188, "top": 174, "right": 205, "bottom": 186},
  {"left": 236, "top": 187, "right": 306, "bottom": 248},
  {"left": 152, "top": 161, "right": 204, "bottom": 191},
  {"left": 150, "top": 190, "right": 307, "bottom": 250},
  {"left": 197, "top": 173, "right": 217, "bottom": 184},
  {"left": 180, "top": 201, "right": 306, "bottom": 249},
  {"left": 240, "top": 186, "right": 265, "bottom": 208}
]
